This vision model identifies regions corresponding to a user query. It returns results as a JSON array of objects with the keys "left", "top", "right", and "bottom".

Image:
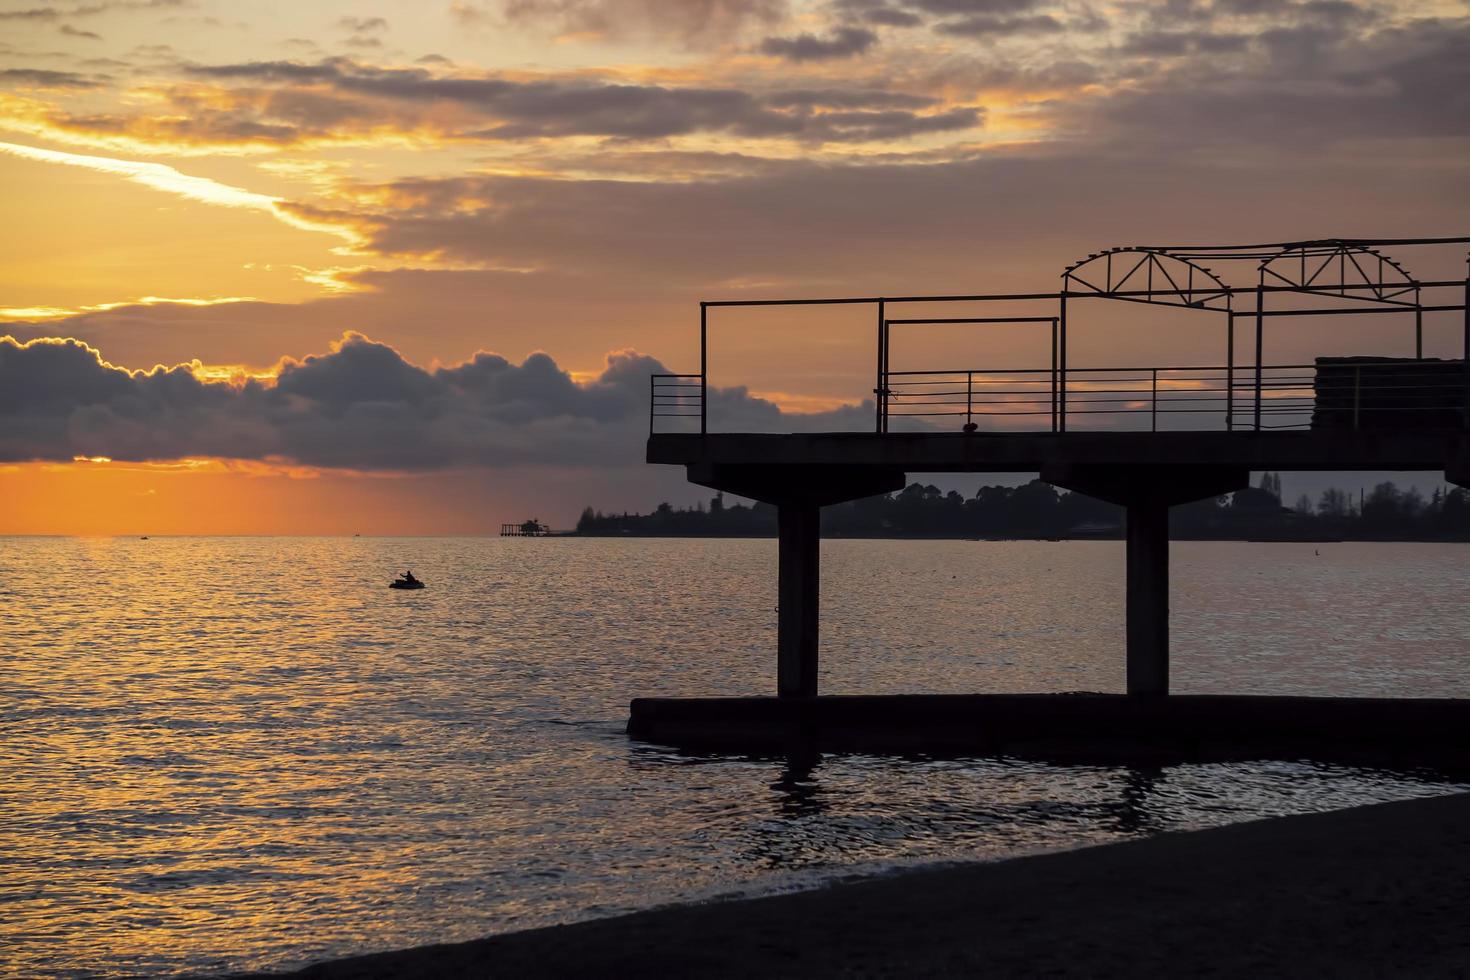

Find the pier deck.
[{"left": 649, "top": 429, "right": 1470, "bottom": 475}]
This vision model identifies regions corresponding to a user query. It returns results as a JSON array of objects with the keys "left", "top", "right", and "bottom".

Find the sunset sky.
[{"left": 2, "top": 0, "right": 1468, "bottom": 533}]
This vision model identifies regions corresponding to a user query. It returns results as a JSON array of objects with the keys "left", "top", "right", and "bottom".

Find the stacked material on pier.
[{"left": 1311, "top": 357, "right": 1466, "bottom": 430}]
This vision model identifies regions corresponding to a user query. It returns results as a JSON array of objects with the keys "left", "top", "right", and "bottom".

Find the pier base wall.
[{"left": 628, "top": 694, "right": 1470, "bottom": 768}]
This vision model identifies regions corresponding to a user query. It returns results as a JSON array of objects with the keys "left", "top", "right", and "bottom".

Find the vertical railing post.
[
  {"left": 1462, "top": 263, "right": 1469, "bottom": 428},
  {"left": 1254, "top": 274, "right": 1265, "bottom": 432},
  {"left": 1151, "top": 368, "right": 1158, "bottom": 432},
  {"left": 1050, "top": 317, "right": 1059, "bottom": 433},
  {"left": 1353, "top": 365, "right": 1361, "bottom": 430},
  {"left": 699, "top": 302, "right": 708, "bottom": 435},
  {"left": 1415, "top": 285, "right": 1423, "bottom": 360},
  {"left": 649, "top": 374, "right": 654, "bottom": 436},
  {"left": 1225, "top": 302, "right": 1234, "bottom": 431},
  {"left": 875, "top": 299, "right": 886, "bottom": 433},
  {"left": 966, "top": 370, "right": 973, "bottom": 430},
  {"left": 1058, "top": 284, "right": 1069, "bottom": 433}
]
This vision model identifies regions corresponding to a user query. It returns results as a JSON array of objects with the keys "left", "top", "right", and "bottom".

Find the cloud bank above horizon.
[{"left": 0, "top": 332, "right": 871, "bottom": 470}]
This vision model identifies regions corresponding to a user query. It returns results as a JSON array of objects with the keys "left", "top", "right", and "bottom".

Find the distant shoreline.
[
  {"left": 574, "top": 476, "right": 1470, "bottom": 544},
  {"left": 565, "top": 530, "right": 1470, "bottom": 542},
  {"left": 268, "top": 791, "right": 1470, "bottom": 978}
]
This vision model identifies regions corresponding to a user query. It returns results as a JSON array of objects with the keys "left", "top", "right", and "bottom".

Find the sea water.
[{"left": 3, "top": 537, "right": 1467, "bottom": 977}]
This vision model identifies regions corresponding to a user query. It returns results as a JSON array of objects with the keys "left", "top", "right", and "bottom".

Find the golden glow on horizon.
[{"left": 0, "top": 459, "right": 577, "bottom": 535}]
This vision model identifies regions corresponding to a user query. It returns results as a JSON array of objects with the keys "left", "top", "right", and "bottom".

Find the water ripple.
[{"left": 2, "top": 537, "right": 1467, "bottom": 978}]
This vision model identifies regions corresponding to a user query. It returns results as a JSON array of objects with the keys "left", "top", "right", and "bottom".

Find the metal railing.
[
  {"left": 649, "top": 373, "right": 704, "bottom": 434},
  {"left": 882, "top": 362, "right": 1467, "bottom": 433},
  {"left": 648, "top": 361, "right": 1467, "bottom": 434}
]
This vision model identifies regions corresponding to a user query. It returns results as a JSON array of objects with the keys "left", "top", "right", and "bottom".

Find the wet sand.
[{"left": 270, "top": 791, "right": 1470, "bottom": 979}]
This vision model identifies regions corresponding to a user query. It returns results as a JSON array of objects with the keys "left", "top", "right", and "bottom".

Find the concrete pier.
[{"left": 635, "top": 239, "right": 1470, "bottom": 750}]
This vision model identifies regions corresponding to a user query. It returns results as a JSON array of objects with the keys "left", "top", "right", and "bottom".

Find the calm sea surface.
[{"left": 3, "top": 537, "right": 1469, "bottom": 978}]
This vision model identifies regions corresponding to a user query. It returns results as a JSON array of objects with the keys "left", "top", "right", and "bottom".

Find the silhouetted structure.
[
  {"left": 641, "top": 237, "right": 1470, "bottom": 718},
  {"left": 501, "top": 519, "right": 551, "bottom": 537}
]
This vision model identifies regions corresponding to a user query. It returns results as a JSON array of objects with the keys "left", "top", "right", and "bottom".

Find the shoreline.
[{"left": 263, "top": 791, "right": 1470, "bottom": 978}]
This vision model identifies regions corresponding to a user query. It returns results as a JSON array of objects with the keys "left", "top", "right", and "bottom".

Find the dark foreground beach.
[{"left": 265, "top": 790, "right": 1470, "bottom": 979}]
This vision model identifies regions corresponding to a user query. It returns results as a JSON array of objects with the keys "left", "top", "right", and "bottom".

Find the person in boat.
[{"left": 399, "top": 570, "right": 420, "bottom": 585}]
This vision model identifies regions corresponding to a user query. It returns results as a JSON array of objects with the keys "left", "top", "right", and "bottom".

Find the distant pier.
[
  {"left": 501, "top": 519, "right": 551, "bottom": 537},
  {"left": 636, "top": 237, "right": 1470, "bottom": 757}
]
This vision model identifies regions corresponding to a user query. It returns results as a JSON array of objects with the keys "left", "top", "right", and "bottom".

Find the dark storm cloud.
[
  {"left": 337, "top": 16, "right": 388, "bottom": 32},
  {"left": 488, "top": 0, "right": 787, "bottom": 46},
  {"left": 1131, "top": 0, "right": 1376, "bottom": 29},
  {"left": 1074, "top": 15, "right": 1470, "bottom": 146},
  {"left": 905, "top": 0, "right": 1040, "bottom": 13},
  {"left": 934, "top": 13, "right": 1062, "bottom": 36},
  {"left": 175, "top": 58, "right": 980, "bottom": 144},
  {"left": 761, "top": 88, "right": 937, "bottom": 111},
  {"left": 759, "top": 26, "right": 879, "bottom": 61},
  {"left": 862, "top": 7, "right": 923, "bottom": 27},
  {"left": 0, "top": 0, "right": 189, "bottom": 20},
  {"left": 0, "top": 67, "right": 104, "bottom": 88},
  {"left": 337, "top": 14, "right": 388, "bottom": 48},
  {"left": 0, "top": 6, "right": 61, "bottom": 18},
  {"left": 1120, "top": 30, "right": 1251, "bottom": 56},
  {"left": 0, "top": 334, "right": 872, "bottom": 469}
]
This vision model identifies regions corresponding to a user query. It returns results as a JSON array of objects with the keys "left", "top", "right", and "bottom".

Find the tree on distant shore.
[{"left": 576, "top": 476, "right": 1470, "bottom": 541}]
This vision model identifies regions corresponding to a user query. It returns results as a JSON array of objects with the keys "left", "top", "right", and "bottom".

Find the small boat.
[{"left": 389, "top": 574, "right": 425, "bottom": 590}]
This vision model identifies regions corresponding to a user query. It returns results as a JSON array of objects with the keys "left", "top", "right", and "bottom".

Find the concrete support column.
[
  {"left": 685, "top": 464, "right": 907, "bottom": 700},
  {"left": 1042, "top": 463, "right": 1247, "bottom": 700},
  {"left": 1125, "top": 500, "right": 1170, "bottom": 697},
  {"left": 777, "top": 503, "right": 820, "bottom": 698}
]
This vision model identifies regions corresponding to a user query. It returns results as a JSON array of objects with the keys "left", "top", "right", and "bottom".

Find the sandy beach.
[{"left": 264, "top": 790, "right": 1470, "bottom": 978}]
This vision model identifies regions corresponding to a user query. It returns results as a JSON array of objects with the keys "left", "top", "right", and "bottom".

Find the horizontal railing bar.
[
  {"left": 885, "top": 363, "right": 1335, "bottom": 376},
  {"left": 889, "top": 364, "right": 1461, "bottom": 379},
  {"left": 894, "top": 391, "right": 1251, "bottom": 401},
  {"left": 1229, "top": 304, "right": 1467, "bottom": 318},
  {"left": 889, "top": 409, "right": 1055, "bottom": 417},
  {"left": 702, "top": 279, "right": 1470, "bottom": 308},
  {"left": 1143, "top": 236, "right": 1470, "bottom": 250},
  {"left": 884, "top": 316, "right": 1060, "bottom": 325}
]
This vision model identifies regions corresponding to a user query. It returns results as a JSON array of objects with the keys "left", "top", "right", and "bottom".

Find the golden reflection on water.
[{"left": 2, "top": 537, "right": 1469, "bottom": 977}]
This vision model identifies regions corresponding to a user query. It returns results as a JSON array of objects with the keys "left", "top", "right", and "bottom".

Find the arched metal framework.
[
  {"left": 1054, "top": 239, "right": 1436, "bottom": 431},
  {"left": 1256, "top": 242, "right": 1418, "bottom": 304},
  {"left": 1062, "top": 247, "right": 1231, "bottom": 311}
]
